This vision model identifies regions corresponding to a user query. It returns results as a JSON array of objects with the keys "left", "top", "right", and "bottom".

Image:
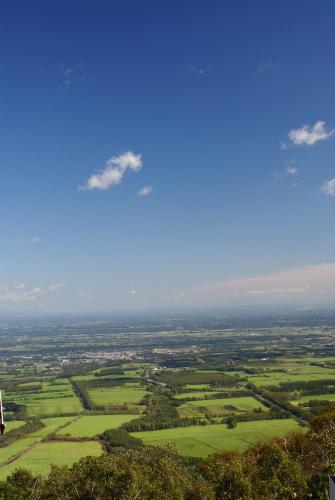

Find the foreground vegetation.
[{"left": 0, "top": 404, "right": 335, "bottom": 499}]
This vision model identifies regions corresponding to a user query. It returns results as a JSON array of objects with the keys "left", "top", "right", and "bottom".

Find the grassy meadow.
[{"left": 132, "top": 419, "right": 302, "bottom": 457}]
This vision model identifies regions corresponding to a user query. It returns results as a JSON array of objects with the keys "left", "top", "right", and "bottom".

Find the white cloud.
[
  {"left": 60, "top": 62, "right": 90, "bottom": 86},
  {"left": 0, "top": 283, "right": 45, "bottom": 303},
  {"left": 256, "top": 61, "right": 278, "bottom": 73},
  {"left": 30, "top": 236, "right": 43, "bottom": 243},
  {"left": 0, "top": 282, "right": 64, "bottom": 303},
  {"left": 322, "top": 178, "right": 335, "bottom": 197},
  {"left": 82, "top": 151, "right": 142, "bottom": 191},
  {"left": 130, "top": 289, "right": 137, "bottom": 295},
  {"left": 49, "top": 283, "right": 64, "bottom": 291},
  {"left": 137, "top": 186, "right": 153, "bottom": 197},
  {"left": 288, "top": 120, "right": 334, "bottom": 146},
  {"left": 189, "top": 65, "right": 210, "bottom": 75},
  {"left": 189, "top": 262, "right": 335, "bottom": 303},
  {"left": 77, "top": 290, "right": 93, "bottom": 299},
  {"left": 286, "top": 166, "right": 299, "bottom": 176}
]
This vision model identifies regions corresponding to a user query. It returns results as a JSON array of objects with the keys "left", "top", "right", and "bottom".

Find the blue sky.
[{"left": 1, "top": 0, "right": 335, "bottom": 312}]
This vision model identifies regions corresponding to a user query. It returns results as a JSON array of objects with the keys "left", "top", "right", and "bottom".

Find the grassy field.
[
  {"left": 291, "top": 393, "right": 335, "bottom": 405},
  {"left": 0, "top": 441, "right": 103, "bottom": 478},
  {"left": 178, "top": 396, "right": 268, "bottom": 417},
  {"left": 132, "top": 419, "right": 302, "bottom": 457},
  {"left": 175, "top": 390, "right": 226, "bottom": 400},
  {"left": 4, "top": 421, "right": 25, "bottom": 432},
  {"left": 247, "top": 370, "right": 335, "bottom": 387},
  {"left": 57, "top": 414, "right": 137, "bottom": 437},
  {"left": 6, "top": 379, "right": 82, "bottom": 416},
  {"left": 88, "top": 384, "right": 146, "bottom": 407}
]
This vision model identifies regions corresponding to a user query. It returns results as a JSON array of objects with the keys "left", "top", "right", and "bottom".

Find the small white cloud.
[
  {"left": 286, "top": 166, "right": 299, "bottom": 176},
  {"left": 130, "top": 289, "right": 137, "bottom": 295},
  {"left": 0, "top": 285, "right": 45, "bottom": 303},
  {"left": 256, "top": 61, "right": 278, "bottom": 73},
  {"left": 30, "top": 236, "right": 43, "bottom": 244},
  {"left": 49, "top": 283, "right": 64, "bottom": 292},
  {"left": 188, "top": 65, "right": 210, "bottom": 76},
  {"left": 137, "top": 186, "right": 153, "bottom": 197},
  {"left": 280, "top": 141, "right": 288, "bottom": 150},
  {"left": 60, "top": 62, "right": 90, "bottom": 87},
  {"left": 82, "top": 151, "right": 142, "bottom": 191},
  {"left": 288, "top": 120, "right": 334, "bottom": 146},
  {"left": 77, "top": 290, "right": 93, "bottom": 299},
  {"left": 322, "top": 178, "right": 335, "bottom": 197}
]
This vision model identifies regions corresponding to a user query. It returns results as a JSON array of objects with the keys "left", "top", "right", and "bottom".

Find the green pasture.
[
  {"left": 57, "top": 414, "right": 137, "bottom": 437},
  {"left": 132, "top": 419, "right": 302, "bottom": 457},
  {"left": 175, "top": 390, "right": 226, "bottom": 400},
  {"left": 6, "top": 380, "right": 82, "bottom": 416},
  {"left": 88, "top": 384, "right": 146, "bottom": 407},
  {"left": 0, "top": 441, "right": 103, "bottom": 478},
  {"left": 179, "top": 396, "right": 267, "bottom": 417},
  {"left": 4, "top": 421, "right": 25, "bottom": 432},
  {"left": 291, "top": 393, "right": 335, "bottom": 405},
  {"left": 247, "top": 368, "right": 335, "bottom": 387}
]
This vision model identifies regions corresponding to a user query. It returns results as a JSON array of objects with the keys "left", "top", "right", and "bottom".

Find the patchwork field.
[
  {"left": 178, "top": 396, "right": 268, "bottom": 418},
  {"left": 6, "top": 379, "right": 82, "bottom": 416},
  {"left": 291, "top": 393, "right": 335, "bottom": 405},
  {"left": 88, "top": 384, "right": 146, "bottom": 407},
  {"left": 0, "top": 441, "right": 103, "bottom": 478},
  {"left": 57, "top": 414, "right": 137, "bottom": 437},
  {"left": 132, "top": 419, "right": 302, "bottom": 457},
  {"left": 247, "top": 369, "right": 335, "bottom": 387}
]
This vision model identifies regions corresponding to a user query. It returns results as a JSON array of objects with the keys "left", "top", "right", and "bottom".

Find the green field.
[
  {"left": 4, "top": 421, "right": 25, "bottom": 432},
  {"left": 175, "top": 390, "right": 226, "bottom": 400},
  {"left": 0, "top": 441, "right": 103, "bottom": 478},
  {"left": 88, "top": 384, "right": 146, "bottom": 407},
  {"left": 132, "top": 419, "right": 302, "bottom": 457},
  {"left": 5, "top": 379, "right": 82, "bottom": 416},
  {"left": 247, "top": 370, "right": 335, "bottom": 387},
  {"left": 179, "top": 396, "right": 268, "bottom": 417},
  {"left": 291, "top": 393, "right": 335, "bottom": 405},
  {"left": 57, "top": 414, "right": 137, "bottom": 437}
]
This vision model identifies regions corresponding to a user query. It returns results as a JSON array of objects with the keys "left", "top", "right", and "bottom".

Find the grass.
[
  {"left": 57, "top": 414, "right": 137, "bottom": 437},
  {"left": 5, "top": 379, "right": 82, "bottom": 416},
  {"left": 4, "top": 421, "right": 25, "bottom": 432},
  {"left": 132, "top": 419, "right": 302, "bottom": 457},
  {"left": 0, "top": 441, "right": 103, "bottom": 478},
  {"left": 88, "top": 385, "right": 146, "bottom": 407},
  {"left": 178, "top": 397, "right": 268, "bottom": 417},
  {"left": 247, "top": 370, "right": 335, "bottom": 387},
  {"left": 175, "top": 391, "right": 226, "bottom": 400},
  {"left": 291, "top": 393, "right": 335, "bottom": 405}
]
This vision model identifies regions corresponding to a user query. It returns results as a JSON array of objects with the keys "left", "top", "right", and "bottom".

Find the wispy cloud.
[
  {"left": 256, "top": 61, "right": 279, "bottom": 73},
  {"left": 60, "top": 62, "right": 91, "bottom": 87},
  {"left": 30, "top": 236, "right": 43, "bottom": 244},
  {"left": 137, "top": 186, "right": 153, "bottom": 197},
  {"left": 189, "top": 262, "right": 335, "bottom": 303},
  {"left": 0, "top": 284, "right": 45, "bottom": 303},
  {"left": 188, "top": 65, "right": 210, "bottom": 76},
  {"left": 322, "top": 178, "right": 335, "bottom": 197},
  {"left": 274, "top": 163, "right": 300, "bottom": 180},
  {"left": 81, "top": 151, "right": 143, "bottom": 191},
  {"left": 130, "top": 289, "right": 137, "bottom": 295},
  {"left": 285, "top": 166, "right": 299, "bottom": 176},
  {"left": 0, "top": 282, "right": 64, "bottom": 303},
  {"left": 49, "top": 283, "right": 64, "bottom": 291},
  {"left": 288, "top": 120, "right": 335, "bottom": 146},
  {"left": 77, "top": 290, "right": 93, "bottom": 300}
]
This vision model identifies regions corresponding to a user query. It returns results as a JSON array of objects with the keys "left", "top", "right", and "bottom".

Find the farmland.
[
  {"left": 1, "top": 311, "right": 335, "bottom": 474},
  {"left": 132, "top": 419, "right": 301, "bottom": 457},
  {"left": 57, "top": 414, "right": 137, "bottom": 437}
]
